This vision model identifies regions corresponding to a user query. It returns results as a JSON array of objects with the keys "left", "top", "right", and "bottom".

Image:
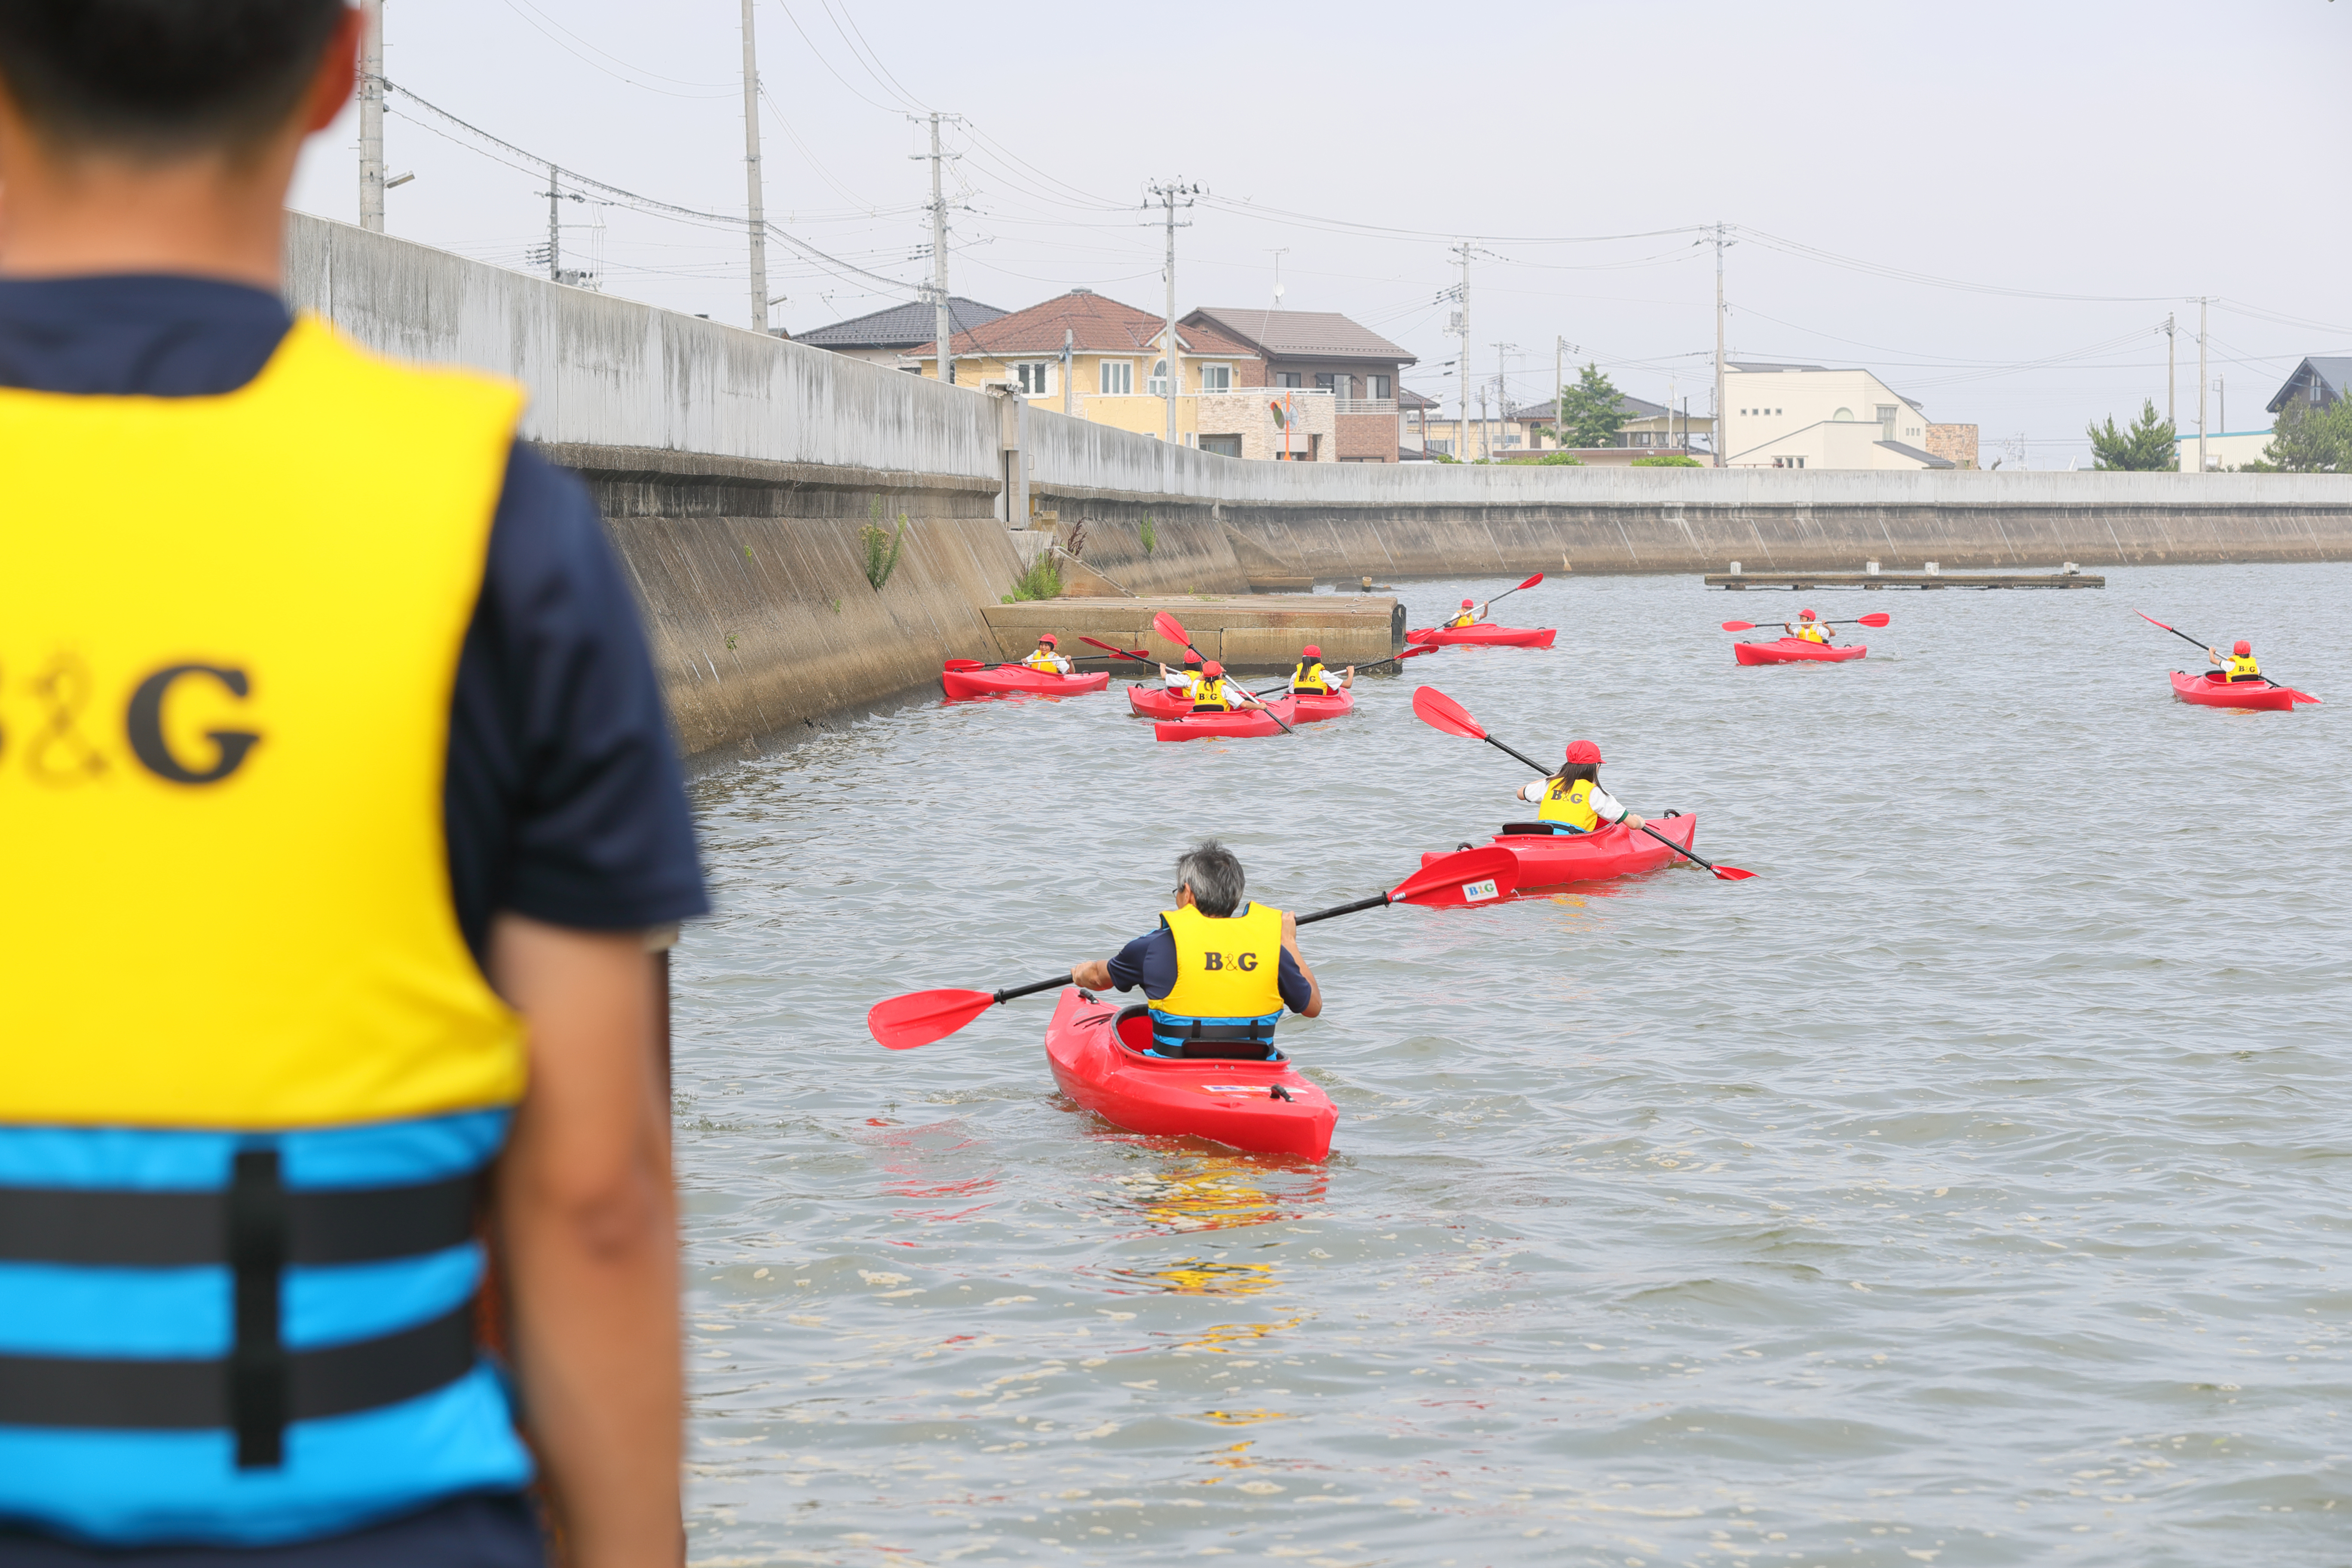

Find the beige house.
[{"left": 1721, "top": 361, "right": 1973, "bottom": 470}]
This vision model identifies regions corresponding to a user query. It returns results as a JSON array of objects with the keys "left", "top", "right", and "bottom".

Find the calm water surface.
[{"left": 675, "top": 564, "right": 2352, "bottom": 1568}]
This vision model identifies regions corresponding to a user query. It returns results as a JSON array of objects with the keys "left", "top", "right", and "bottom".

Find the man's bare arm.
[{"left": 489, "top": 915, "right": 681, "bottom": 1568}]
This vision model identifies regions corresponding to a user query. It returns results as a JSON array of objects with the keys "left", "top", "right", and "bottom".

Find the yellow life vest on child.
[
  {"left": 1023, "top": 648, "right": 1062, "bottom": 672},
  {"left": 1190, "top": 679, "right": 1234, "bottom": 713},
  {"left": 1290, "top": 660, "right": 1330, "bottom": 694},
  {"left": 1539, "top": 776, "right": 1603, "bottom": 833},
  {"left": 2225, "top": 653, "right": 2260, "bottom": 680},
  {"left": 1447, "top": 611, "right": 1478, "bottom": 629},
  {"left": 1796, "top": 623, "right": 1829, "bottom": 644},
  {"left": 1147, "top": 901, "right": 1286, "bottom": 1050}
]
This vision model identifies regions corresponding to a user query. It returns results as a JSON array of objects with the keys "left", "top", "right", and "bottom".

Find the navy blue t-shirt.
[
  {"left": 0, "top": 275, "right": 709, "bottom": 959},
  {"left": 1105, "top": 903, "right": 1314, "bottom": 1014}
]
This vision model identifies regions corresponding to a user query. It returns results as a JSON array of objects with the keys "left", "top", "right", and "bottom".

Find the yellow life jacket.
[
  {"left": 1190, "top": 679, "right": 1234, "bottom": 714},
  {"left": 1796, "top": 623, "right": 1829, "bottom": 644},
  {"left": 1024, "top": 648, "right": 1062, "bottom": 672},
  {"left": 2225, "top": 653, "right": 2261, "bottom": 680},
  {"left": 1538, "top": 776, "right": 1602, "bottom": 833},
  {"left": 1148, "top": 900, "right": 1286, "bottom": 1049},
  {"left": 1447, "top": 611, "right": 1479, "bottom": 629},
  {"left": 1290, "top": 660, "right": 1330, "bottom": 695},
  {"left": 0, "top": 317, "right": 533, "bottom": 1535}
]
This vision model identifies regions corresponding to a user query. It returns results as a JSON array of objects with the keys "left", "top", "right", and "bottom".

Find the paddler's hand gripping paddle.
[
  {"left": 1149, "top": 610, "right": 1295, "bottom": 734},
  {"left": 865, "top": 845, "right": 1518, "bottom": 1050},
  {"left": 1718, "top": 612, "right": 1890, "bottom": 632},
  {"left": 1410, "top": 686, "right": 1756, "bottom": 882}
]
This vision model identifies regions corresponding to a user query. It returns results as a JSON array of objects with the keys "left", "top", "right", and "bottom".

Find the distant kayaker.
[
  {"left": 1069, "top": 840, "right": 1322, "bottom": 1056},
  {"left": 1159, "top": 649, "right": 1204, "bottom": 695},
  {"left": 1023, "top": 633, "right": 1073, "bottom": 674},
  {"left": 1518, "top": 741, "right": 1648, "bottom": 836},
  {"left": 1785, "top": 609, "right": 1833, "bottom": 644},
  {"left": 2208, "top": 638, "right": 2263, "bottom": 683},
  {"left": 1188, "top": 660, "right": 1268, "bottom": 714},
  {"left": 1444, "top": 597, "right": 1488, "bottom": 629},
  {"left": 1289, "top": 644, "right": 1354, "bottom": 695}
]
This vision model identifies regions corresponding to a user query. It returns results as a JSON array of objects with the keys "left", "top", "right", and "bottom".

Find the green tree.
[
  {"left": 2086, "top": 399, "right": 2177, "bottom": 470},
  {"left": 1630, "top": 453, "right": 1701, "bottom": 467},
  {"left": 2253, "top": 395, "right": 2352, "bottom": 472},
  {"left": 1555, "top": 363, "right": 1628, "bottom": 449}
]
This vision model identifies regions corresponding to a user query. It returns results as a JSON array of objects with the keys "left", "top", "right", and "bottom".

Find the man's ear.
[{"left": 300, "top": 7, "right": 366, "bottom": 135}]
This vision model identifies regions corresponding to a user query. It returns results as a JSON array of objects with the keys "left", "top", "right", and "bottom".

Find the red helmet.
[
  {"left": 1461, "top": 598, "right": 1476, "bottom": 608},
  {"left": 1563, "top": 740, "right": 1605, "bottom": 765},
  {"left": 1038, "top": 634, "right": 1058, "bottom": 646},
  {"left": 1302, "top": 644, "right": 1322, "bottom": 659},
  {"left": 1202, "top": 660, "right": 1224, "bottom": 678},
  {"left": 2234, "top": 639, "right": 2252, "bottom": 657},
  {"left": 1798, "top": 609, "right": 1817, "bottom": 622},
  {"left": 1183, "top": 650, "right": 1201, "bottom": 665}
]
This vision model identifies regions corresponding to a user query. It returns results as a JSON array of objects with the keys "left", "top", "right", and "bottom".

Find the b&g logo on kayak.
[
  {"left": 0, "top": 652, "right": 261, "bottom": 787},
  {"left": 1198, "top": 951, "right": 1260, "bottom": 972}
]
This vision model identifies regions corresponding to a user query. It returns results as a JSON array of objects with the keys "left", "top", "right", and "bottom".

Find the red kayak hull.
[
  {"left": 940, "top": 666, "right": 1111, "bottom": 699},
  {"left": 1406, "top": 622, "right": 1557, "bottom": 649},
  {"left": 1154, "top": 697, "right": 1298, "bottom": 742},
  {"left": 2169, "top": 671, "right": 2309, "bottom": 711},
  {"left": 1042, "top": 987, "right": 1335, "bottom": 1161},
  {"left": 1133, "top": 686, "right": 1355, "bottom": 721},
  {"left": 1733, "top": 637, "right": 1865, "bottom": 665},
  {"left": 1420, "top": 813, "right": 1697, "bottom": 891}
]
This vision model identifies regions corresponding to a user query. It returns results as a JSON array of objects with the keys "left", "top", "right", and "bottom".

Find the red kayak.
[
  {"left": 941, "top": 665, "right": 1111, "bottom": 699},
  {"left": 1733, "top": 637, "right": 1865, "bottom": 665},
  {"left": 1290, "top": 688, "right": 1355, "bottom": 722},
  {"left": 1420, "top": 813, "right": 1697, "bottom": 892},
  {"left": 2170, "top": 671, "right": 2318, "bottom": 711},
  {"left": 1042, "top": 986, "right": 1335, "bottom": 1161},
  {"left": 1406, "top": 622, "right": 1557, "bottom": 649},
  {"left": 1132, "top": 684, "right": 1356, "bottom": 721},
  {"left": 1154, "top": 697, "right": 1298, "bottom": 742}
]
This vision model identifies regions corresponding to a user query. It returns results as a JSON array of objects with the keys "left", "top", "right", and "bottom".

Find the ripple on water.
[{"left": 679, "top": 565, "right": 2352, "bottom": 1566}]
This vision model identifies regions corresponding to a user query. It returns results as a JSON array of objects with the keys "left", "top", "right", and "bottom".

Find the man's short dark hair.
[
  {"left": 1175, "top": 841, "right": 1246, "bottom": 919},
  {"left": 0, "top": 0, "right": 346, "bottom": 155}
]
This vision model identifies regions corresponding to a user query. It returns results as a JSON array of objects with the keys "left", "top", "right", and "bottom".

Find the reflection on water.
[{"left": 679, "top": 564, "right": 2352, "bottom": 1566}]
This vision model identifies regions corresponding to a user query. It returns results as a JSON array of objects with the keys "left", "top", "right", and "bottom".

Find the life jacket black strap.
[
  {"left": 230, "top": 1149, "right": 288, "bottom": 1468},
  {"left": 0, "top": 1170, "right": 481, "bottom": 1267}
]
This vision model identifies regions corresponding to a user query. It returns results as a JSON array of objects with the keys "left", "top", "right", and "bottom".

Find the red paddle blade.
[
  {"left": 867, "top": 988, "right": 998, "bottom": 1050},
  {"left": 2289, "top": 689, "right": 2324, "bottom": 704},
  {"left": 943, "top": 658, "right": 986, "bottom": 671},
  {"left": 1855, "top": 612, "right": 1892, "bottom": 628},
  {"left": 1706, "top": 863, "right": 1758, "bottom": 882},
  {"left": 1152, "top": 610, "right": 1192, "bottom": 648},
  {"left": 1394, "top": 644, "right": 1438, "bottom": 659},
  {"left": 1411, "top": 685, "right": 1485, "bottom": 740},
  {"left": 1720, "top": 620, "right": 1758, "bottom": 632},
  {"left": 2135, "top": 609, "right": 2176, "bottom": 633},
  {"left": 1078, "top": 635, "right": 1127, "bottom": 655},
  {"left": 1515, "top": 572, "right": 1544, "bottom": 591},
  {"left": 1390, "top": 846, "right": 1517, "bottom": 907}
]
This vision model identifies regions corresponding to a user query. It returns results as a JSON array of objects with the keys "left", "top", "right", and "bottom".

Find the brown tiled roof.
[
  {"left": 1181, "top": 307, "right": 1418, "bottom": 366},
  {"left": 909, "top": 290, "right": 1258, "bottom": 360}
]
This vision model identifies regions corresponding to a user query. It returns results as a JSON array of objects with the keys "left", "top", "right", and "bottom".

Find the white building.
[
  {"left": 1720, "top": 361, "right": 1974, "bottom": 470},
  {"left": 2174, "top": 429, "right": 2274, "bottom": 472}
]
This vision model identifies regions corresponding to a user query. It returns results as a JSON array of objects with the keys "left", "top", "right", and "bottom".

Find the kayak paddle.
[
  {"left": 864, "top": 847, "right": 1519, "bottom": 1050},
  {"left": 1250, "top": 643, "right": 1436, "bottom": 698},
  {"left": 1484, "top": 571, "right": 1544, "bottom": 609},
  {"left": 1152, "top": 610, "right": 1295, "bottom": 734},
  {"left": 1076, "top": 636, "right": 1156, "bottom": 665},
  {"left": 2136, "top": 611, "right": 2320, "bottom": 703},
  {"left": 1719, "top": 613, "right": 1890, "bottom": 632},
  {"left": 1410, "top": 686, "right": 1756, "bottom": 882}
]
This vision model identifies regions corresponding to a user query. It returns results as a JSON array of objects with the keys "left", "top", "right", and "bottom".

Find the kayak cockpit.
[{"left": 1110, "top": 1002, "right": 1288, "bottom": 1063}]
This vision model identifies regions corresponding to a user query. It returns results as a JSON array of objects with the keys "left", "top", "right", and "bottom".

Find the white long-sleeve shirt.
[{"left": 1517, "top": 778, "right": 1629, "bottom": 823}]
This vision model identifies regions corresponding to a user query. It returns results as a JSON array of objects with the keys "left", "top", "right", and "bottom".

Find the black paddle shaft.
[
  {"left": 1474, "top": 732, "right": 1732, "bottom": 876},
  {"left": 1294, "top": 892, "right": 1392, "bottom": 928},
  {"left": 993, "top": 974, "right": 1072, "bottom": 1006}
]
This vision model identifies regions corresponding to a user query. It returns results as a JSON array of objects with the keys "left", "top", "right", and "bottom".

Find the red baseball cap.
[
  {"left": 1203, "top": 660, "right": 1224, "bottom": 678},
  {"left": 1461, "top": 598, "right": 1475, "bottom": 608},
  {"left": 1563, "top": 740, "right": 1604, "bottom": 765},
  {"left": 1798, "top": 609, "right": 1817, "bottom": 621},
  {"left": 1038, "top": 633, "right": 1058, "bottom": 645},
  {"left": 1302, "top": 644, "right": 1322, "bottom": 658},
  {"left": 2234, "top": 639, "right": 2252, "bottom": 657},
  {"left": 1183, "top": 650, "right": 1201, "bottom": 665}
]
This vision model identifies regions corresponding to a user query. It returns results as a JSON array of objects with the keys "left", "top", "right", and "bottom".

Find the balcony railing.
[{"left": 1334, "top": 398, "right": 1397, "bottom": 416}]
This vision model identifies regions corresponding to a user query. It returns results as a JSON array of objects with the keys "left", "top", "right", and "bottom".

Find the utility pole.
[
  {"left": 1553, "top": 337, "right": 1565, "bottom": 451},
  {"left": 1491, "top": 342, "right": 1516, "bottom": 458},
  {"left": 739, "top": 0, "right": 768, "bottom": 333},
  {"left": 545, "top": 163, "right": 561, "bottom": 282},
  {"left": 1476, "top": 384, "right": 1488, "bottom": 462},
  {"left": 358, "top": 0, "right": 384, "bottom": 232},
  {"left": 2215, "top": 377, "right": 2225, "bottom": 439},
  {"left": 910, "top": 113, "right": 962, "bottom": 384},
  {"left": 2197, "top": 296, "right": 2209, "bottom": 475},
  {"left": 1147, "top": 179, "right": 1200, "bottom": 445},
  {"left": 1449, "top": 242, "right": 1473, "bottom": 460},
  {"left": 2164, "top": 312, "right": 2175, "bottom": 428},
  {"left": 1707, "top": 223, "right": 1733, "bottom": 466}
]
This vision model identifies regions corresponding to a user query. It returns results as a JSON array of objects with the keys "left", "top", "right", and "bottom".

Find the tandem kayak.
[
  {"left": 2169, "top": 671, "right": 2318, "bottom": 711},
  {"left": 1405, "top": 622, "right": 1557, "bottom": 649},
  {"left": 941, "top": 665, "right": 1111, "bottom": 699},
  {"left": 1042, "top": 986, "right": 1335, "bottom": 1161},
  {"left": 1733, "top": 637, "right": 1865, "bottom": 665},
  {"left": 1153, "top": 697, "right": 1298, "bottom": 742},
  {"left": 1419, "top": 812, "right": 1697, "bottom": 891}
]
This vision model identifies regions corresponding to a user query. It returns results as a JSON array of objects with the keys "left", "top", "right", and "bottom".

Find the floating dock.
[{"left": 1705, "top": 570, "right": 2104, "bottom": 591}]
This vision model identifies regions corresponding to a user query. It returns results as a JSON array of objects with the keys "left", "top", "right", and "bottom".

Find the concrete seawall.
[{"left": 283, "top": 214, "right": 2352, "bottom": 760}]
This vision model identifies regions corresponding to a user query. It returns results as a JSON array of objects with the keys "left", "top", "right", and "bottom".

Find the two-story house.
[
  {"left": 1720, "top": 361, "right": 1974, "bottom": 470},
  {"left": 1179, "top": 308, "right": 1418, "bottom": 462}
]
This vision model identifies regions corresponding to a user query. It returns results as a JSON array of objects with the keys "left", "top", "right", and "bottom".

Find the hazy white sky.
[{"left": 291, "top": 0, "right": 2350, "bottom": 466}]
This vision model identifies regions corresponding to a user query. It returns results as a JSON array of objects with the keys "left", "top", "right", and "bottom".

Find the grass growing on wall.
[
  {"left": 860, "top": 498, "right": 907, "bottom": 590},
  {"left": 1139, "top": 513, "right": 1157, "bottom": 555},
  {"left": 1002, "top": 554, "right": 1063, "bottom": 602}
]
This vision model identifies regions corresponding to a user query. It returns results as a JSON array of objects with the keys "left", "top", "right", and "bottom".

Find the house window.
[
  {"left": 1632, "top": 432, "right": 1652, "bottom": 447},
  {"left": 1013, "top": 361, "right": 1051, "bottom": 395},
  {"left": 1772, "top": 456, "right": 1807, "bottom": 469},
  {"left": 1200, "top": 364, "right": 1231, "bottom": 393},
  {"left": 1834, "top": 407, "right": 1853, "bottom": 420},
  {"left": 1147, "top": 358, "right": 1170, "bottom": 396},
  {"left": 1369, "top": 375, "right": 1390, "bottom": 399},
  {"left": 1100, "top": 361, "right": 1133, "bottom": 395},
  {"left": 1200, "top": 434, "right": 1242, "bottom": 458},
  {"left": 1429, "top": 438, "right": 1453, "bottom": 455},
  {"left": 1276, "top": 371, "right": 1303, "bottom": 389}
]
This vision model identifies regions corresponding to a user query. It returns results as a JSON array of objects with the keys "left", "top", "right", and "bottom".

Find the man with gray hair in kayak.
[{"left": 1071, "top": 841, "right": 1322, "bottom": 1057}]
